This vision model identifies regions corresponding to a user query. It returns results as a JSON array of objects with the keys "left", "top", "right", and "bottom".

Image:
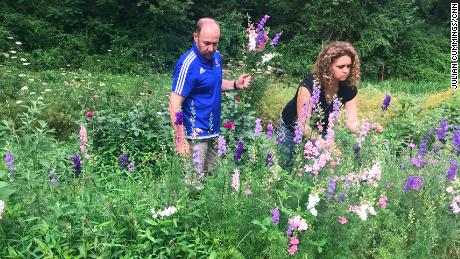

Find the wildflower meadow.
[{"left": 0, "top": 10, "right": 459, "bottom": 259}]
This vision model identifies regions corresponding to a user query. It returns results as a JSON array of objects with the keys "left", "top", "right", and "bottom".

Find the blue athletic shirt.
[{"left": 171, "top": 43, "right": 223, "bottom": 139}]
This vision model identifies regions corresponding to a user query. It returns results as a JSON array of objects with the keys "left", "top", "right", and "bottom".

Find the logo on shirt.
[
  {"left": 214, "top": 59, "right": 220, "bottom": 67},
  {"left": 200, "top": 67, "right": 206, "bottom": 74}
]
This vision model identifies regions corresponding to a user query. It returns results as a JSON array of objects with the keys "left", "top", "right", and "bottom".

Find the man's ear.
[{"left": 193, "top": 32, "right": 198, "bottom": 43}]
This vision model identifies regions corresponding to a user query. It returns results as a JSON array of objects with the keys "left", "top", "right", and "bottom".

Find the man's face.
[{"left": 194, "top": 24, "right": 220, "bottom": 60}]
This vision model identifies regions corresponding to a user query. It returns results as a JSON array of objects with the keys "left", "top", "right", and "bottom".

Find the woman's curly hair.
[{"left": 311, "top": 41, "right": 361, "bottom": 89}]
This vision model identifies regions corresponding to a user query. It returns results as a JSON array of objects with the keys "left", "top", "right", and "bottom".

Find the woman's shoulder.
[{"left": 300, "top": 74, "right": 315, "bottom": 90}]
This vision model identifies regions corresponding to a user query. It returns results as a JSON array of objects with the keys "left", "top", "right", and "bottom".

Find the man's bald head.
[{"left": 195, "top": 18, "right": 220, "bottom": 35}]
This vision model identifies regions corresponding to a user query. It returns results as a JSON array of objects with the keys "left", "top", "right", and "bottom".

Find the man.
[{"left": 169, "top": 18, "right": 251, "bottom": 185}]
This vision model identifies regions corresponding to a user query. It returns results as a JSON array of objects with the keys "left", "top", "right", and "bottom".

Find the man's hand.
[
  {"left": 235, "top": 74, "right": 252, "bottom": 90},
  {"left": 176, "top": 140, "right": 190, "bottom": 157}
]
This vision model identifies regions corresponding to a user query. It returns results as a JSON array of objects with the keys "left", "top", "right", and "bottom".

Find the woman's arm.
[
  {"left": 344, "top": 95, "right": 383, "bottom": 134},
  {"left": 344, "top": 96, "right": 360, "bottom": 134}
]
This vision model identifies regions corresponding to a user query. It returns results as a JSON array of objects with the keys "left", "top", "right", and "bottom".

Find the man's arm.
[
  {"left": 222, "top": 74, "right": 252, "bottom": 92},
  {"left": 169, "top": 92, "right": 189, "bottom": 156}
]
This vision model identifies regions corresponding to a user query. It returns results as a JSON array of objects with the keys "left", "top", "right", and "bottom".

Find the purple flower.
[
  {"left": 417, "top": 140, "right": 428, "bottom": 157},
  {"left": 452, "top": 129, "right": 460, "bottom": 152},
  {"left": 234, "top": 139, "right": 244, "bottom": 161},
  {"left": 266, "top": 152, "right": 273, "bottom": 167},
  {"left": 382, "top": 94, "right": 391, "bottom": 111},
  {"left": 270, "top": 32, "right": 282, "bottom": 46},
  {"left": 411, "top": 155, "right": 424, "bottom": 169},
  {"left": 48, "top": 169, "right": 58, "bottom": 184},
  {"left": 293, "top": 124, "right": 302, "bottom": 144},
  {"left": 286, "top": 221, "right": 296, "bottom": 236},
  {"left": 175, "top": 111, "right": 184, "bottom": 126},
  {"left": 254, "top": 118, "right": 262, "bottom": 136},
  {"left": 437, "top": 118, "right": 448, "bottom": 141},
  {"left": 276, "top": 129, "right": 285, "bottom": 144},
  {"left": 4, "top": 152, "right": 16, "bottom": 173},
  {"left": 266, "top": 124, "right": 274, "bottom": 139},
  {"left": 338, "top": 195, "right": 346, "bottom": 203},
  {"left": 327, "top": 180, "right": 337, "bottom": 200},
  {"left": 255, "top": 32, "right": 267, "bottom": 47},
  {"left": 128, "top": 162, "right": 136, "bottom": 172},
  {"left": 4, "top": 152, "right": 14, "bottom": 166},
  {"left": 256, "top": 15, "right": 270, "bottom": 32},
  {"left": 311, "top": 82, "right": 321, "bottom": 112},
  {"left": 218, "top": 135, "right": 227, "bottom": 157},
  {"left": 403, "top": 175, "right": 424, "bottom": 192},
  {"left": 71, "top": 154, "right": 81, "bottom": 176},
  {"left": 271, "top": 208, "right": 280, "bottom": 225},
  {"left": 446, "top": 160, "right": 458, "bottom": 181},
  {"left": 332, "top": 97, "right": 341, "bottom": 119},
  {"left": 119, "top": 153, "right": 128, "bottom": 167}
]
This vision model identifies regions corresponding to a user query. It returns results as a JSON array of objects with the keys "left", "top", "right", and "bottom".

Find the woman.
[{"left": 279, "top": 41, "right": 382, "bottom": 167}]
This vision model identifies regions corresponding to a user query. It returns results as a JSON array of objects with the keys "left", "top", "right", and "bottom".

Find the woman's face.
[{"left": 331, "top": 55, "right": 352, "bottom": 81}]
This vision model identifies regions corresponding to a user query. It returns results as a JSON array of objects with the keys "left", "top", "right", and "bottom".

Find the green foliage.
[{"left": 0, "top": 0, "right": 449, "bottom": 80}]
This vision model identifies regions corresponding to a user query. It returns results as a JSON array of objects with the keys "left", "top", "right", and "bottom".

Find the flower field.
[{"left": 0, "top": 17, "right": 459, "bottom": 258}]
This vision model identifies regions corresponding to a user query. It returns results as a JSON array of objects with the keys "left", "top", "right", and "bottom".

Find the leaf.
[{"left": 0, "top": 181, "right": 8, "bottom": 188}]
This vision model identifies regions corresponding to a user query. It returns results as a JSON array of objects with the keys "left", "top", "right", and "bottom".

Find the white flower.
[
  {"left": 0, "top": 200, "right": 5, "bottom": 219},
  {"left": 9, "top": 50, "right": 16, "bottom": 54},
  {"left": 150, "top": 208, "right": 158, "bottom": 219},
  {"left": 22, "top": 63, "right": 30, "bottom": 66},
  {"left": 309, "top": 207, "right": 318, "bottom": 217},
  {"left": 37, "top": 96, "right": 44, "bottom": 101},
  {"left": 20, "top": 58, "right": 26, "bottom": 62},
  {"left": 15, "top": 41, "right": 22, "bottom": 45},
  {"left": 307, "top": 194, "right": 320, "bottom": 209},
  {"left": 20, "top": 86, "right": 28, "bottom": 91},
  {"left": 7, "top": 36, "right": 13, "bottom": 39},
  {"left": 261, "top": 53, "right": 277, "bottom": 64},
  {"left": 29, "top": 92, "right": 36, "bottom": 95},
  {"left": 151, "top": 206, "right": 178, "bottom": 219},
  {"left": 18, "top": 73, "right": 25, "bottom": 77},
  {"left": 368, "top": 206, "right": 377, "bottom": 216},
  {"left": 298, "top": 218, "right": 309, "bottom": 231},
  {"left": 28, "top": 78, "right": 35, "bottom": 83},
  {"left": 16, "top": 100, "right": 23, "bottom": 104},
  {"left": 446, "top": 186, "right": 454, "bottom": 194},
  {"left": 44, "top": 88, "right": 52, "bottom": 92}
]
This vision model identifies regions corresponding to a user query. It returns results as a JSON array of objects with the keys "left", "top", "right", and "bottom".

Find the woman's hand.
[{"left": 372, "top": 123, "right": 383, "bottom": 133}]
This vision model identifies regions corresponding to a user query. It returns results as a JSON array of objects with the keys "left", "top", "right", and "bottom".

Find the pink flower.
[
  {"left": 224, "top": 122, "right": 235, "bottom": 130},
  {"left": 288, "top": 245, "right": 298, "bottom": 255},
  {"left": 244, "top": 189, "right": 252, "bottom": 195},
  {"left": 231, "top": 169, "right": 240, "bottom": 191},
  {"left": 446, "top": 186, "right": 454, "bottom": 194},
  {"left": 379, "top": 195, "right": 387, "bottom": 209},
  {"left": 234, "top": 97, "right": 241, "bottom": 103},
  {"left": 290, "top": 236, "right": 299, "bottom": 245},
  {"left": 79, "top": 125, "right": 90, "bottom": 159},
  {"left": 86, "top": 111, "right": 95, "bottom": 119},
  {"left": 338, "top": 216, "right": 348, "bottom": 224}
]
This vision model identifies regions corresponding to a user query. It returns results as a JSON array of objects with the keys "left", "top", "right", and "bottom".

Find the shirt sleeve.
[
  {"left": 341, "top": 85, "right": 358, "bottom": 103},
  {"left": 171, "top": 56, "right": 196, "bottom": 97}
]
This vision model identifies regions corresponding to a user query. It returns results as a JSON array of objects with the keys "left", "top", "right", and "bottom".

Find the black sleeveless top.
[{"left": 281, "top": 74, "right": 358, "bottom": 132}]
